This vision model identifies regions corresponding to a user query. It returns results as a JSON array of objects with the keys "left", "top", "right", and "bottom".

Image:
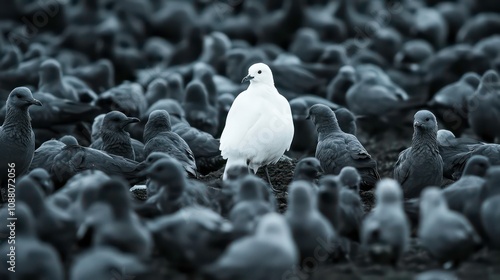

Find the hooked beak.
[
  {"left": 29, "top": 99, "right": 42, "bottom": 106},
  {"left": 126, "top": 117, "right": 140, "bottom": 124},
  {"left": 241, "top": 75, "right": 254, "bottom": 83},
  {"left": 136, "top": 161, "right": 148, "bottom": 172},
  {"left": 137, "top": 166, "right": 152, "bottom": 178}
]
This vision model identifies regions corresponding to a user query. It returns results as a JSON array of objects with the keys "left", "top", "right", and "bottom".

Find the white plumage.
[{"left": 220, "top": 63, "right": 294, "bottom": 180}]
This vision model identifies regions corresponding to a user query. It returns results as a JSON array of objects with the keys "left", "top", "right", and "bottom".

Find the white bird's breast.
[{"left": 220, "top": 84, "right": 294, "bottom": 165}]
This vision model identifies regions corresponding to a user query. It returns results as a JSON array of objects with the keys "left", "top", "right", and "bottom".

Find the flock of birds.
[{"left": 1, "top": 0, "right": 500, "bottom": 279}]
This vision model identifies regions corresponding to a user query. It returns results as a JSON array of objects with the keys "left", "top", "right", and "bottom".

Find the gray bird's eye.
[{"left": 425, "top": 118, "right": 430, "bottom": 121}]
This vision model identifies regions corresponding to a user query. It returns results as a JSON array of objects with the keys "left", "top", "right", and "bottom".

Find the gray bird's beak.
[
  {"left": 241, "top": 75, "right": 254, "bottom": 83},
  {"left": 126, "top": 117, "right": 140, "bottom": 124},
  {"left": 414, "top": 121, "right": 422, "bottom": 127},
  {"left": 137, "top": 166, "right": 153, "bottom": 178},
  {"left": 29, "top": 99, "right": 42, "bottom": 106}
]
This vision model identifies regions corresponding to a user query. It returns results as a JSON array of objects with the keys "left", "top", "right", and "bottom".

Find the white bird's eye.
[{"left": 258, "top": 70, "right": 262, "bottom": 74}]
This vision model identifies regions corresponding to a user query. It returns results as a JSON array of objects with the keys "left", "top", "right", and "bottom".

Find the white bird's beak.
[{"left": 241, "top": 75, "right": 254, "bottom": 83}]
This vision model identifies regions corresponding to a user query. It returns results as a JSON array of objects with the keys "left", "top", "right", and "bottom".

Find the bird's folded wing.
[
  {"left": 220, "top": 92, "right": 264, "bottom": 155},
  {"left": 346, "top": 136, "right": 371, "bottom": 160},
  {"left": 173, "top": 122, "right": 220, "bottom": 157},
  {"left": 394, "top": 148, "right": 411, "bottom": 185}
]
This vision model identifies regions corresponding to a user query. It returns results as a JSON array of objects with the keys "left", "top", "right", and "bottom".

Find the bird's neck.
[
  {"left": 101, "top": 128, "right": 130, "bottom": 143},
  {"left": 144, "top": 124, "right": 169, "bottom": 143},
  {"left": 249, "top": 82, "right": 276, "bottom": 93},
  {"left": 3, "top": 106, "right": 32, "bottom": 143},
  {"left": 316, "top": 119, "right": 341, "bottom": 140},
  {"left": 101, "top": 129, "right": 133, "bottom": 149},
  {"left": 412, "top": 130, "right": 439, "bottom": 152}
]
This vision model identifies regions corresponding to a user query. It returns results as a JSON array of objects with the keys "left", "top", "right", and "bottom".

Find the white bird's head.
[{"left": 241, "top": 63, "right": 274, "bottom": 85}]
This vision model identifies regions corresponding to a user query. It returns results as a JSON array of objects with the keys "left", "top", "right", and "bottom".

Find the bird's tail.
[{"left": 222, "top": 157, "right": 247, "bottom": 181}]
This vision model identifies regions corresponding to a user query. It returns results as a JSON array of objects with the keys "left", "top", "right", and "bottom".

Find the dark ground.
[{"left": 173, "top": 124, "right": 500, "bottom": 280}]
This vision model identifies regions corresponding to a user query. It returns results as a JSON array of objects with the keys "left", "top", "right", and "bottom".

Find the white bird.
[{"left": 220, "top": 63, "right": 294, "bottom": 187}]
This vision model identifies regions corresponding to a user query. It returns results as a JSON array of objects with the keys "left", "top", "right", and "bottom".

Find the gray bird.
[
  {"left": 438, "top": 129, "right": 500, "bottom": 180},
  {"left": 172, "top": 117, "right": 226, "bottom": 175},
  {"left": 193, "top": 62, "right": 218, "bottom": 107},
  {"left": 229, "top": 176, "right": 274, "bottom": 236},
  {"left": 481, "top": 205, "right": 500, "bottom": 252},
  {"left": 143, "top": 109, "right": 198, "bottom": 178},
  {"left": 92, "top": 116, "right": 146, "bottom": 161},
  {"left": 145, "top": 78, "right": 168, "bottom": 106},
  {"left": 30, "top": 139, "right": 66, "bottom": 172},
  {"left": 0, "top": 87, "right": 41, "bottom": 202},
  {"left": 38, "top": 59, "right": 79, "bottom": 101},
  {"left": 217, "top": 166, "right": 252, "bottom": 216},
  {"left": 418, "top": 187, "right": 482, "bottom": 268},
  {"left": 345, "top": 65, "right": 409, "bottom": 119},
  {"left": 68, "top": 59, "right": 115, "bottom": 93},
  {"left": 437, "top": 129, "right": 485, "bottom": 180},
  {"left": 404, "top": 155, "right": 491, "bottom": 229},
  {"left": 136, "top": 152, "right": 172, "bottom": 197},
  {"left": 216, "top": 93, "right": 235, "bottom": 138},
  {"left": 394, "top": 39, "right": 434, "bottom": 71},
  {"left": 27, "top": 167, "right": 54, "bottom": 195},
  {"left": 338, "top": 166, "right": 361, "bottom": 193},
  {"left": 147, "top": 206, "right": 233, "bottom": 273},
  {"left": 428, "top": 72, "right": 480, "bottom": 136},
  {"left": 183, "top": 80, "right": 219, "bottom": 136},
  {"left": 467, "top": 69, "right": 500, "bottom": 142},
  {"left": 337, "top": 176, "right": 364, "bottom": 243},
  {"left": 204, "top": 213, "right": 298, "bottom": 280},
  {"left": 394, "top": 110, "right": 443, "bottom": 199},
  {"left": 231, "top": 175, "right": 277, "bottom": 213},
  {"left": 361, "top": 179, "right": 410, "bottom": 266},
  {"left": 289, "top": 97, "right": 318, "bottom": 156},
  {"left": 334, "top": 107, "right": 357, "bottom": 136},
  {"left": 91, "top": 178, "right": 153, "bottom": 259},
  {"left": 326, "top": 65, "right": 356, "bottom": 106},
  {"left": 0, "top": 202, "right": 64, "bottom": 280},
  {"left": 308, "top": 104, "right": 380, "bottom": 190},
  {"left": 16, "top": 176, "right": 76, "bottom": 260},
  {"left": 480, "top": 166, "right": 500, "bottom": 250},
  {"left": 0, "top": 91, "right": 101, "bottom": 129},
  {"left": 166, "top": 73, "right": 185, "bottom": 102},
  {"left": 285, "top": 181, "right": 336, "bottom": 264},
  {"left": 90, "top": 111, "right": 140, "bottom": 160},
  {"left": 317, "top": 175, "right": 342, "bottom": 232},
  {"left": 444, "top": 155, "right": 489, "bottom": 192},
  {"left": 70, "top": 247, "right": 147, "bottom": 280},
  {"left": 91, "top": 114, "right": 105, "bottom": 143},
  {"left": 292, "top": 157, "right": 323, "bottom": 185},
  {"left": 146, "top": 99, "right": 186, "bottom": 122},
  {"left": 96, "top": 82, "right": 148, "bottom": 118},
  {"left": 48, "top": 136, "right": 146, "bottom": 187},
  {"left": 138, "top": 157, "right": 211, "bottom": 216}
]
